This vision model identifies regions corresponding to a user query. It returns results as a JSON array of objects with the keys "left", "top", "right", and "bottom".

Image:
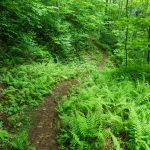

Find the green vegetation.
[
  {"left": 0, "top": 50, "right": 101, "bottom": 149},
  {"left": 0, "top": 61, "right": 87, "bottom": 149},
  {"left": 58, "top": 65, "right": 150, "bottom": 149},
  {"left": 0, "top": 0, "right": 103, "bottom": 63},
  {"left": 0, "top": 0, "right": 150, "bottom": 149}
]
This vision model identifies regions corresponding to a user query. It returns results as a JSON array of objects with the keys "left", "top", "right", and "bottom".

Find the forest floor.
[{"left": 28, "top": 47, "right": 107, "bottom": 150}]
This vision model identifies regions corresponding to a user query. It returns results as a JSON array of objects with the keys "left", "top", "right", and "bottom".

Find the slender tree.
[
  {"left": 118, "top": 0, "right": 123, "bottom": 18},
  {"left": 105, "top": 0, "right": 109, "bottom": 14},
  {"left": 148, "top": 28, "right": 150, "bottom": 64},
  {"left": 124, "top": 0, "right": 129, "bottom": 66}
]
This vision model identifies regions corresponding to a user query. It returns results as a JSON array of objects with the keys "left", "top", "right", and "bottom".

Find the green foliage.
[
  {"left": 109, "top": 0, "right": 150, "bottom": 65},
  {"left": 113, "top": 65, "right": 150, "bottom": 82},
  {"left": 0, "top": 130, "right": 10, "bottom": 141},
  {"left": 0, "top": 60, "right": 86, "bottom": 149},
  {"left": 11, "top": 131, "right": 35, "bottom": 150},
  {"left": 1, "top": 0, "right": 150, "bottom": 149},
  {"left": 0, "top": 0, "right": 104, "bottom": 62},
  {"left": 58, "top": 66, "right": 150, "bottom": 149},
  {"left": 0, "top": 129, "right": 11, "bottom": 149}
]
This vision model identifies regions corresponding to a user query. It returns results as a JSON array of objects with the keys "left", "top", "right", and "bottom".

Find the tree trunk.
[
  {"left": 125, "top": 27, "right": 129, "bottom": 66},
  {"left": 148, "top": 28, "right": 150, "bottom": 64},
  {"left": 125, "top": 0, "right": 129, "bottom": 66},
  {"left": 105, "top": 0, "right": 109, "bottom": 15},
  {"left": 118, "top": 0, "right": 123, "bottom": 18}
]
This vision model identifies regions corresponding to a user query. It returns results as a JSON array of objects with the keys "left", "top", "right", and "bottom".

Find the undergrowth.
[
  {"left": 0, "top": 61, "right": 85, "bottom": 149},
  {"left": 0, "top": 46, "right": 102, "bottom": 149},
  {"left": 58, "top": 65, "right": 150, "bottom": 150}
]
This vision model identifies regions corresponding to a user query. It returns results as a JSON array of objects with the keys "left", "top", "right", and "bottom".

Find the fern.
[{"left": 58, "top": 68, "right": 150, "bottom": 149}]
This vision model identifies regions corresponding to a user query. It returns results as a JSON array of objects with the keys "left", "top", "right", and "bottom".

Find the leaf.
[{"left": 0, "top": 130, "right": 10, "bottom": 140}]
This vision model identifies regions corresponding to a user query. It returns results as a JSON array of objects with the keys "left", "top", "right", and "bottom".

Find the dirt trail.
[
  {"left": 99, "top": 48, "right": 107, "bottom": 69},
  {"left": 28, "top": 80, "right": 77, "bottom": 150},
  {"left": 28, "top": 47, "right": 107, "bottom": 150},
  {"left": 93, "top": 42, "right": 108, "bottom": 69}
]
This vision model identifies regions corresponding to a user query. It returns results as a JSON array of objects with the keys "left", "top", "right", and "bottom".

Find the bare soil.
[
  {"left": 99, "top": 48, "right": 107, "bottom": 69},
  {"left": 28, "top": 80, "right": 78, "bottom": 150}
]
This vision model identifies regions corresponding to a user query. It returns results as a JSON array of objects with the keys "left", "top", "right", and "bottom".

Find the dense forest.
[{"left": 0, "top": 0, "right": 150, "bottom": 150}]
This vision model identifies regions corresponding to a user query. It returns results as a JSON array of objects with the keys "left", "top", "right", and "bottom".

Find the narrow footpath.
[{"left": 28, "top": 47, "right": 107, "bottom": 150}]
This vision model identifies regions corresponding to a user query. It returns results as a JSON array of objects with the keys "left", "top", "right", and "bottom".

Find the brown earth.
[
  {"left": 28, "top": 47, "right": 107, "bottom": 150},
  {"left": 28, "top": 80, "right": 78, "bottom": 150},
  {"left": 99, "top": 48, "right": 107, "bottom": 69}
]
